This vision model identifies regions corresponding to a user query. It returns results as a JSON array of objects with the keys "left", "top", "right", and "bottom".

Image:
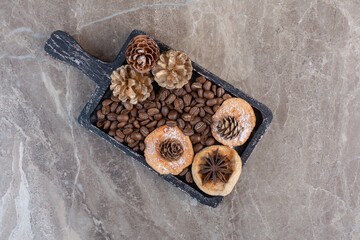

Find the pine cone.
[
  {"left": 125, "top": 35, "right": 160, "bottom": 73},
  {"left": 110, "top": 65, "right": 153, "bottom": 104},
  {"left": 159, "top": 138, "right": 184, "bottom": 161},
  {"left": 152, "top": 50, "right": 193, "bottom": 89},
  {"left": 216, "top": 116, "right": 243, "bottom": 140}
]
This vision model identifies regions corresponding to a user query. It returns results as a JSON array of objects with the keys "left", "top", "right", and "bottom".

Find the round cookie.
[
  {"left": 211, "top": 98, "right": 256, "bottom": 146},
  {"left": 144, "top": 125, "right": 194, "bottom": 175}
]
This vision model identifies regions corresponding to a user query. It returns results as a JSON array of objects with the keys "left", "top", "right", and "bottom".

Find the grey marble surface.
[{"left": 1, "top": 0, "right": 360, "bottom": 239}]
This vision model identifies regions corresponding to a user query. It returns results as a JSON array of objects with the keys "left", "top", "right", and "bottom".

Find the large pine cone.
[
  {"left": 152, "top": 50, "right": 193, "bottom": 89},
  {"left": 110, "top": 65, "right": 153, "bottom": 104},
  {"left": 125, "top": 35, "right": 160, "bottom": 73},
  {"left": 216, "top": 116, "right": 243, "bottom": 140}
]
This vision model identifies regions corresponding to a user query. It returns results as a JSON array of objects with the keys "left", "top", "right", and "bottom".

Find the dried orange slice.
[
  {"left": 192, "top": 145, "right": 242, "bottom": 196},
  {"left": 144, "top": 125, "right": 194, "bottom": 175},
  {"left": 211, "top": 98, "right": 256, "bottom": 146}
]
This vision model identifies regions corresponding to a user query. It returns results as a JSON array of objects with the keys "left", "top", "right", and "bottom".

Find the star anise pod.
[
  {"left": 198, "top": 148, "right": 233, "bottom": 185},
  {"left": 216, "top": 116, "right": 243, "bottom": 140}
]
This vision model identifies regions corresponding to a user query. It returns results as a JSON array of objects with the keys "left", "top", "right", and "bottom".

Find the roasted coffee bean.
[
  {"left": 156, "top": 101, "right": 161, "bottom": 109},
  {"left": 124, "top": 123, "right": 133, "bottom": 128},
  {"left": 147, "top": 108, "right": 160, "bottom": 116},
  {"left": 96, "top": 119, "right": 105, "bottom": 128},
  {"left": 204, "top": 115, "right": 212, "bottom": 125},
  {"left": 183, "top": 94, "right": 192, "bottom": 106},
  {"left": 120, "top": 109, "right": 130, "bottom": 115},
  {"left": 161, "top": 106, "right": 169, "bottom": 117},
  {"left": 138, "top": 112, "right": 148, "bottom": 120},
  {"left": 117, "top": 121, "right": 127, "bottom": 128},
  {"left": 223, "top": 93, "right": 232, "bottom": 100},
  {"left": 140, "top": 126, "right": 149, "bottom": 136},
  {"left": 174, "top": 98, "right": 184, "bottom": 111},
  {"left": 166, "top": 120, "right": 177, "bottom": 127},
  {"left": 206, "top": 137, "right": 215, "bottom": 146},
  {"left": 135, "top": 103, "right": 143, "bottom": 110},
  {"left": 216, "top": 98, "right": 224, "bottom": 105},
  {"left": 133, "top": 120, "right": 140, "bottom": 128},
  {"left": 111, "top": 95, "right": 121, "bottom": 102},
  {"left": 102, "top": 105, "right": 110, "bottom": 115},
  {"left": 182, "top": 113, "right": 193, "bottom": 121},
  {"left": 102, "top": 99, "right": 113, "bottom": 106},
  {"left": 131, "top": 132, "right": 143, "bottom": 141},
  {"left": 199, "top": 107, "right": 206, "bottom": 117},
  {"left": 174, "top": 88, "right": 185, "bottom": 96},
  {"left": 114, "top": 136, "right": 124, "bottom": 143},
  {"left": 129, "top": 116, "right": 136, "bottom": 123},
  {"left": 126, "top": 135, "right": 134, "bottom": 144},
  {"left": 190, "top": 116, "right": 201, "bottom": 125},
  {"left": 190, "top": 134, "right": 201, "bottom": 143},
  {"left": 184, "top": 106, "right": 191, "bottom": 112},
  {"left": 185, "top": 122, "right": 192, "bottom": 129},
  {"left": 115, "top": 105, "right": 123, "bottom": 114},
  {"left": 97, "top": 110, "right": 105, "bottom": 120},
  {"left": 157, "top": 119, "right": 166, "bottom": 127},
  {"left": 146, "top": 120, "right": 157, "bottom": 128},
  {"left": 211, "top": 84, "right": 217, "bottom": 94},
  {"left": 110, "top": 121, "right": 118, "bottom": 130},
  {"left": 123, "top": 128, "right": 133, "bottom": 135},
  {"left": 138, "top": 108, "right": 146, "bottom": 113},
  {"left": 189, "top": 106, "right": 200, "bottom": 116},
  {"left": 203, "top": 80, "right": 212, "bottom": 91},
  {"left": 123, "top": 102, "right": 133, "bottom": 110},
  {"left": 168, "top": 110, "right": 178, "bottom": 120},
  {"left": 117, "top": 114, "right": 129, "bottom": 122},
  {"left": 108, "top": 129, "right": 116, "bottom": 136},
  {"left": 177, "top": 118, "right": 186, "bottom": 129},
  {"left": 190, "top": 99, "right": 197, "bottom": 107},
  {"left": 149, "top": 91, "right": 156, "bottom": 101},
  {"left": 185, "top": 171, "right": 193, "bottom": 183},
  {"left": 206, "top": 99, "right": 218, "bottom": 106},
  {"left": 183, "top": 127, "right": 194, "bottom": 136},
  {"left": 103, "top": 120, "right": 111, "bottom": 130},
  {"left": 204, "top": 90, "right": 215, "bottom": 99},
  {"left": 196, "top": 98, "right": 205, "bottom": 104},
  {"left": 130, "top": 108, "right": 137, "bottom": 117},
  {"left": 197, "top": 89, "right": 204, "bottom": 98},
  {"left": 191, "top": 82, "right": 202, "bottom": 90},
  {"left": 132, "top": 146, "right": 140, "bottom": 152},
  {"left": 128, "top": 140, "right": 139, "bottom": 148},
  {"left": 144, "top": 101, "right": 156, "bottom": 109},
  {"left": 179, "top": 167, "right": 188, "bottom": 176},
  {"left": 116, "top": 129, "right": 125, "bottom": 138},
  {"left": 110, "top": 102, "right": 118, "bottom": 112},
  {"left": 204, "top": 106, "right": 214, "bottom": 115},
  {"left": 217, "top": 87, "right": 225, "bottom": 97},
  {"left": 165, "top": 93, "right": 176, "bottom": 105},
  {"left": 194, "top": 122, "right": 206, "bottom": 133},
  {"left": 203, "top": 126, "right": 210, "bottom": 136},
  {"left": 196, "top": 76, "right": 206, "bottom": 84},
  {"left": 200, "top": 135, "right": 207, "bottom": 145},
  {"left": 193, "top": 143, "right": 204, "bottom": 152},
  {"left": 153, "top": 114, "right": 163, "bottom": 121},
  {"left": 140, "top": 119, "right": 150, "bottom": 126},
  {"left": 159, "top": 89, "right": 170, "bottom": 101},
  {"left": 107, "top": 113, "right": 117, "bottom": 121},
  {"left": 195, "top": 103, "right": 205, "bottom": 108},
  {"left": 190, "top": 91, "right": 198, "bottom": 99},
  {"left": 213, "top": 105, "right": 220, "bottom": 113},
  {"left": 139, "top": 142, "right": 145, "bottom": 151},
  {"left": 184, "top": 83, "right": 192, "bottom": 93}
]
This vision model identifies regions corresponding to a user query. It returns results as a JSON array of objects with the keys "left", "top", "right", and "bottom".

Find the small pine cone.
[
  {"left": 110, "top": 65, "right": 153, "bottom": 104},
  {"left": 152, "top": 50, "right": 193, "bottom": 89},
  {"left": 216, "top": 116, "right": 243, "bottom": 140},
  {"left": 125, "top": 35, "right": 160, "bottom": 73}
]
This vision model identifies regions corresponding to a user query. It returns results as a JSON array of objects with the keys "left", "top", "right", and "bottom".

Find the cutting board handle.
[{"left": 44, "top": 30, "right": 113, "bottom": 85}]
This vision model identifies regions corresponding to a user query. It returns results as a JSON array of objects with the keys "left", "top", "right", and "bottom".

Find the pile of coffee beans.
[{"left": 96, "top": 76, "right": 232, "bottom": 155}]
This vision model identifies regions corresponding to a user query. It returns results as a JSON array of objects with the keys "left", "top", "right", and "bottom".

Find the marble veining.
[{"left": 1, "top": 0, "right": 360, "bottom": 239}]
